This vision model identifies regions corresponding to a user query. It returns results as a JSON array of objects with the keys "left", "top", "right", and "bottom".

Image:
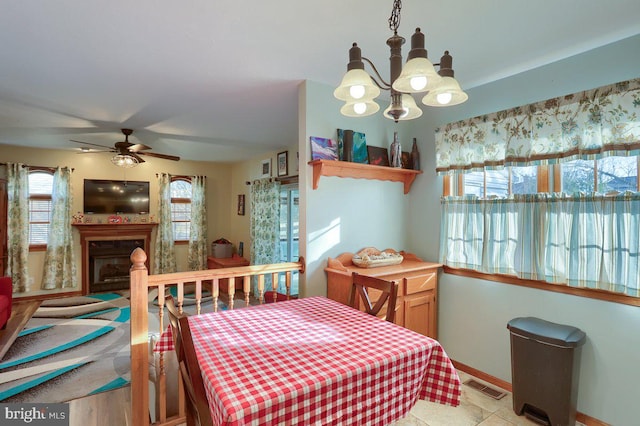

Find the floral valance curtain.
[
  {"left": 439, "top": 193, "right": 640, "bottom": 297},
  {"left": 435, "top": 78, "right": 640, "bottom": 174}
]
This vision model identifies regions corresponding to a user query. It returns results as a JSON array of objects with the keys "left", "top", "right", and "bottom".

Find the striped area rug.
[{"left": 0, "top": 293, "right": 131, "bottom": 403}]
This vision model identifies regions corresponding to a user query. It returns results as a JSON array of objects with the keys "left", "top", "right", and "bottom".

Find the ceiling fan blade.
[
  {"left": 70, "top": 140, "right": 115, "bottom": 150},
  {"left": 127, "top": 143, "right": 152, "bottom": 152},
  {"left": 129, "top": 153, "right": 145, "bottom": 163},
  {"left": 139, "top": 151, "right": 180, "bottom": 161},
  {"left": 76, "top": 150, "right": 113, "bottom": 154}
]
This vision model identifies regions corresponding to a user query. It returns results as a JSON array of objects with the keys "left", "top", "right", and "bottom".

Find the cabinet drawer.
[{"left": 405, "top": 273, "right": 436, "bottom": 295}]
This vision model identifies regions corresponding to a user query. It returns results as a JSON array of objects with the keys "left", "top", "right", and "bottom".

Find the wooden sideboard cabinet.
[{"left": 325, "top": 252, "right": 442, "bottom": 339}]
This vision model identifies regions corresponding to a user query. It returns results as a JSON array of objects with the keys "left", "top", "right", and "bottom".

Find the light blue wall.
[
  {"left": 298, "top": 80, "right": 420, "bottom": 297},
  {"left": 407, "top": 34, "right": 640, "bottom": 425}
]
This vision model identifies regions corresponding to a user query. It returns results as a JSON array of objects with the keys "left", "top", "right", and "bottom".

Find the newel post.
[{"left": 130, "top": 247, "right": 150, "bottom": 426}]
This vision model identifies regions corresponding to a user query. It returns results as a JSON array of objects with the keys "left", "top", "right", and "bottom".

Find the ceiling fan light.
[
  {"left": 111, "top": 154, "right": 139, "bottom": 168},
  {"left": 421, "top": 76, "right": 468, "bottom": 107}
]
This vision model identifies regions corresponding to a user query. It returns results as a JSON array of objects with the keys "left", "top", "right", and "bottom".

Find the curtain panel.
[
  {"left": 6, "top": 163, "right": 29, "bottom": 292},
  {"left": 435, "top": 78, "right": 640, "bottom": 174},
  {"left": 250, "top": 178, "right": 281, "bottom": 296},
  {"left": 154, "top": 173, "right": 176, "bottom": 274},
  {"left": 187, "top": 176, "right": 207, "bottom": 271},
  {"left": 439, "top": 193, "right": 640, "bottom": 297},
  {"left": 42, "top": 167, "right": 76, "bottom": 289}
]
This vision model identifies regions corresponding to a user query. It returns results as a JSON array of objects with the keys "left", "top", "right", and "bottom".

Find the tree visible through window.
[
  {"left": 28, "top": 171, "right": 53, "bottom": 246},
  {"left": 170, "top": 179, "right": 192, "bottom": 241}
]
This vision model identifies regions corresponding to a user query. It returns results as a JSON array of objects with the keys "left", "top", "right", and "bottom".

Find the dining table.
[{"left": 154, "top": 296, "right": 461, "bottom": 425}]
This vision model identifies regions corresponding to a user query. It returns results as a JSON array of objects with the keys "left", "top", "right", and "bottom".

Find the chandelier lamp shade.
[{"left": 334, "top": 0, "right": 468, "bottom": 122}]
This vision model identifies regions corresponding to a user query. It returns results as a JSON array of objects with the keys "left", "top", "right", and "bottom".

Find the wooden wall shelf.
[{"left": 308, "top": 159, "right": 422, "bottom": 194}]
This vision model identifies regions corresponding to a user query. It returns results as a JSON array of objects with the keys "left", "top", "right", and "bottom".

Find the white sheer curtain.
[
  {"left": 440, "top": 193, "right": 640, "bottom": 297},
  {"left": 42, "top": 167, "right": 76, "bottom": 289}
]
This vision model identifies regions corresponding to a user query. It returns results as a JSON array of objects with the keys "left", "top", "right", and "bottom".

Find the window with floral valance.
[
  {"left": 435, "top": 78, "right": 640, "bottom": 174},
  {"left": 436, "top": 78, "right": 640, "bottom": 302}
]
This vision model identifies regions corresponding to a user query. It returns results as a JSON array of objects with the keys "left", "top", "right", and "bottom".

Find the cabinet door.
[{"left": 403, "top": 291, "right": 436, "bottom": 339}]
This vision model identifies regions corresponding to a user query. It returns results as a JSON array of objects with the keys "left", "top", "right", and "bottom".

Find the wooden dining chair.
[
  {"left": 177, "top": 315, "right": 215, "bottom": 426},
  {"left": 165, "top": 295, "right": 186, "bottom": 363},
  {"left": 349, "top": 272, "right": 399, "bottom": 323}
]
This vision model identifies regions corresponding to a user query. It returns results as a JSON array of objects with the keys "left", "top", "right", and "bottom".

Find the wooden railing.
[{"left": 129, "top": 247, "right": 306, "bottom": 426}]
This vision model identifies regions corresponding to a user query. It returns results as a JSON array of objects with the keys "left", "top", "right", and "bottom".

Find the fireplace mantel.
[{"left": 73, "top": 223, "right": 157, "bottom": 294}]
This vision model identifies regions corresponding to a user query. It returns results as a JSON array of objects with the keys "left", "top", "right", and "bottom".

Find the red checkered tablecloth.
[{"left": 157, "top": 296, "right": 460, "bottom": 425}]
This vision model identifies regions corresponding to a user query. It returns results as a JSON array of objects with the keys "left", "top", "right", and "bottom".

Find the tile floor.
[{"left": 396, "top": 370, "right": 586, "bottom": 426}]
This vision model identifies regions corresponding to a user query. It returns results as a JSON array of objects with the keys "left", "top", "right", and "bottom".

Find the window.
[
  {"left": 561, "top": 156, "right": 639, "bottom": 193},
  {"left": 278, "top": 184, "right": 299, "bottom": 295},
  {"left": 461, "top": 166, "right": 539, "bottom": 197},
  {"left": 28, "top": 171, "right": 54, "bottom": 247},
  {"left": 170, "top": 178, "right": 192, "bottom": 242}
]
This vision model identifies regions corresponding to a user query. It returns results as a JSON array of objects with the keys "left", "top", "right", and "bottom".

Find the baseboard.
[{"left": 452, "top": 359, "right": 609, "bottom": 426}]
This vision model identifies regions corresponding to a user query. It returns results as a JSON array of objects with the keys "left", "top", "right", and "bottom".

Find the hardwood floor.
[
  {"left": 0, "top": 299, "right": 40, "bottom": 359},
  {"left": 69, "top": 385, "right": 131, "bottom": 426}
]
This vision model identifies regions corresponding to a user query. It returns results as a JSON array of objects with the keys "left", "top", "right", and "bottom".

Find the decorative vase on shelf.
[
  {"left": 390, "top": 131, "right": 402, "bottom": 168},
  {"left": 411, "top": 138, "right": 420, "bottom": 171}
]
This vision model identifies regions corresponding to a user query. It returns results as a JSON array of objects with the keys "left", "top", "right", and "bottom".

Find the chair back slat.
[{"left": 349, "top": 272, "right": 399, "bottom": 322}]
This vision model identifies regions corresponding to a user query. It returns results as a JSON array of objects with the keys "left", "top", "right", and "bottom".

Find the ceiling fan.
[{"left": 71, "top": 129, "right": 180, "bottom": 166}]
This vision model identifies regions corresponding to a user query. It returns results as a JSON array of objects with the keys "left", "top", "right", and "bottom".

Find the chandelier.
[
  {"left": 111, "top": 154, "right": 139, "bottom": 168},
  {"left": 334, "top": 0, "right": 468, "bottom": 122}
]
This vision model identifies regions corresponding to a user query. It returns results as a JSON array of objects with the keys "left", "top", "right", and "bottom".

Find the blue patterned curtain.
[
  {"left": 154, "top": 173, "right": 176, "bottom": 274},
  {"left": 440, "top": 192, "right": 640, "bottom": 297},
  {"left": 187, "top": 176, "right": 207, "bottom": 270},
  {"left": 42, "top": 167, "right": 76, "bottom": 289},
  {"left": 250, "top": 178, "right": 281, "bottom": 296},
  {"left": 6, "top": 163, "right": 29, "bottom": 292}
]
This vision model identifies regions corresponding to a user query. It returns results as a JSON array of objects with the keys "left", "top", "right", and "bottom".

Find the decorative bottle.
[
  {"left": 411, "top": 138, "right": 420, "bottom": 171},
  {"left": 390, "top": 132, "right": 402, "bottom": 168}
]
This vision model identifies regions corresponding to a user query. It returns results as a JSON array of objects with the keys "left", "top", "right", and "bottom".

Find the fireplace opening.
[{"left": 89, "top": 239, "right": 144, "bottom": 293}]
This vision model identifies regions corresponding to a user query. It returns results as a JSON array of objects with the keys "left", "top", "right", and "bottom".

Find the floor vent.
[{"left": 463, "top": 379, "right": 507, "bottom": 400}]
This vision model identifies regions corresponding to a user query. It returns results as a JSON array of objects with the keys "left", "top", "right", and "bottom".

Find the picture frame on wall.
[
  {"left": 237, "top": 194, "right": 245, "bottom": 216},
  {"left": 260, "top": 158, "right": 272, "bottom": 178},
  {"left": 277, "top": 151, "right": 288, "bottom": 177}
]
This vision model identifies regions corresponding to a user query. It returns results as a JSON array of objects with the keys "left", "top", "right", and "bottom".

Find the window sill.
[
  {"left": 29, "top": 245, "right": 47, "bottom": 252},
  {"left": 443, "top": 266, "right": 640, "bottom": 307}
]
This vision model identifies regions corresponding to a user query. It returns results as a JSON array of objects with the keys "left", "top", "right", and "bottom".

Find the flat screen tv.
[{"left": 83, "top": 179, "right": 150, "bottom": 214}]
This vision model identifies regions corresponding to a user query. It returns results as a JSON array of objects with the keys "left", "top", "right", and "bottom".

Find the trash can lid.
[{"left": 507, "top": 317, "right": 586, "bottom": 347}]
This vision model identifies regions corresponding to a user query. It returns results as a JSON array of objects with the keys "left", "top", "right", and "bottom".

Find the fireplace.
[
  {"left": 73, "top": 223, "right": 156, "bottom": 295},
  {"left": 89, "top": 239, "right": 144, "bottom": 293}
]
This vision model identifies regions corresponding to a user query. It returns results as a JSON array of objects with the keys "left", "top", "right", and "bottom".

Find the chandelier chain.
[{"left": 388, "top": 0, "right": 402, "bottom": 33}]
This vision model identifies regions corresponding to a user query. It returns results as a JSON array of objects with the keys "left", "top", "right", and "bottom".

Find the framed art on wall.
[
  {"left": 277, "top": 151, "right": 288, "bottom": 177},
  {"left": 237, "top": 194, "right": 245, "bottom": 215},
  {"left": 260, "top": 158, "right": 271, "bottom": 178}
]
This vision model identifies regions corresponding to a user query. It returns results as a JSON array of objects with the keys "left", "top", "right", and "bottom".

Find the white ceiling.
[{"left": 1, "top": 0, "right": 639, "bottom": 163}]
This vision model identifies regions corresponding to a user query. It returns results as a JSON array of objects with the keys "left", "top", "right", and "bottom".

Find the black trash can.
[{"left": 507, "top": 317, "right": 586, "bottom": 426}]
